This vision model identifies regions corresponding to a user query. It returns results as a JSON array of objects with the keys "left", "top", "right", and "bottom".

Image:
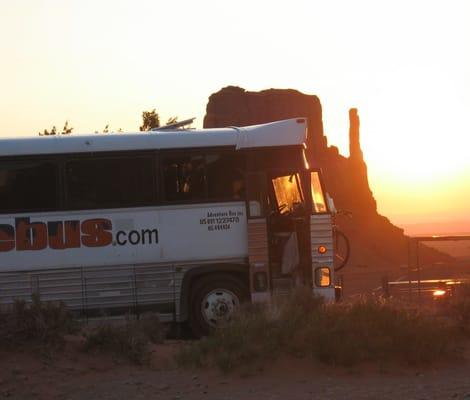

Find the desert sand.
[{"left": 1, "top": 337, "right": 469, "bottom": 400}]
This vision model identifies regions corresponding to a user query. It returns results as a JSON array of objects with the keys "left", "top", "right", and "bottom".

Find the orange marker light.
[{"left": 318, "top": 245, "right": 327, "bottom": 254}]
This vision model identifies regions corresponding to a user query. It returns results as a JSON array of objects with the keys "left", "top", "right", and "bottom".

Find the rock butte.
[{"left": 204, "top": 86, "right": 448, "bottom": 283}]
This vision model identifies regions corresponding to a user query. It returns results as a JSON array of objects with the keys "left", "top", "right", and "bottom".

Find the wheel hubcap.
[{"left": 201, "top": 289, "right": 239, "bottom": 328}]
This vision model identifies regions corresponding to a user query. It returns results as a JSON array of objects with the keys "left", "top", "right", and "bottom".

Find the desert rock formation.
[{"left": 204, "top": 86, "right": 448, "bottom": 281}]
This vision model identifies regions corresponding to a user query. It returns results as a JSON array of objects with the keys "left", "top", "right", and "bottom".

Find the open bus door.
[
  {"left": 245, "top": 168, "right": 346, "bottom": 303},
  {"left": 245, "top": 169, "right": 312, "bottom": 302}
]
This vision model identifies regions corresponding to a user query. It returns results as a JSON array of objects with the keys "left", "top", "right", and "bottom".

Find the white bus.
[{"left": 0, "top": 118, "right": 344, "bottom": 336}]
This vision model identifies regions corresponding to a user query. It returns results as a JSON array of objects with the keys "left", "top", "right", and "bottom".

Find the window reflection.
[
  {"left": 272, "top": 174, "right": 304, "bottom": 214},
  {"left": 311, "top": 172, "right": 327, "bottom": 213}
]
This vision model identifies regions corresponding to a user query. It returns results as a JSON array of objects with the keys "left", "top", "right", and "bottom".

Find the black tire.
[{"left": 188, "top": 274, "right": 249, "bottom": 338}]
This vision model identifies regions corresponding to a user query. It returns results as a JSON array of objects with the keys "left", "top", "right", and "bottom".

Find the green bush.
[
  {"left": 83, "top": 313, "right": 164, "bottom": 364},
  {"left": 0, "top": 294, "right": 77, "bottom": 348},
  {"left": 177, "top": 290, "right": 457, "bottom": 372}
]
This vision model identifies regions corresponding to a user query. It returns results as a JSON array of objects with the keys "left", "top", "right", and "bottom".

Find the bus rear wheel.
[{"left": 189, "top": 275, "right": 248, "bottom": 338}]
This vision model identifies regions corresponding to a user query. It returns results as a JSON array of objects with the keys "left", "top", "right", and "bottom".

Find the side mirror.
[{"left": 326, "top": 193, "right": 337, "bottom": 215}]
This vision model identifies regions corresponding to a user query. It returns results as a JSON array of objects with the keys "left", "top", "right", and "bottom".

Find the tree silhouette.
[
  {"left": 37, "top": 109, "right": 173, "bottom": 136},
  {"left": 140, "top": 109, "right": 160, "bottom": 131},
  {"left": 95, "top": 124, "right": 122, "bottom": 134},
  {"left": 39, "top": 121, "right": 73, "bottom": 136}
]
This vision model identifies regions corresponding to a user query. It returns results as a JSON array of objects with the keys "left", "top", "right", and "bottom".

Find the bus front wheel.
[{"left": 189, "top": 274, "right": 248, "bottom": 338}]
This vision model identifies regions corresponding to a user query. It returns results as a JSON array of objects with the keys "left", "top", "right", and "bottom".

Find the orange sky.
[{"left": 0, "top": 0, "right": 469, "bottom": 230}]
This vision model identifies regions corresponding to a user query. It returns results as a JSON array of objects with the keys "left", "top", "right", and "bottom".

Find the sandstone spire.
[{"left": 349, "top": 108, "right": 363, "bottom": 161}]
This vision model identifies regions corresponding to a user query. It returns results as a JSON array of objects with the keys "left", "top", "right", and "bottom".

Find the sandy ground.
[
  {"left": 0, "top": 337, "right": 469, "bottom": 400},
  {"left": 1, "top": 263, "right": 469, "bottom": 400}
]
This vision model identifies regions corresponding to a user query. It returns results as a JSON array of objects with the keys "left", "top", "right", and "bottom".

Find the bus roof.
[{"left": 0, "top": 118, "right": 307, "bottom": 157}]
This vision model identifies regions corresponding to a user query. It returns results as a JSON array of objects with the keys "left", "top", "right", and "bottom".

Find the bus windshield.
[
  {"left": 271, "top": 173, "right": 304, "bottom": 215},
  {"left": 310, "top": 171, "right": 327, "bottom": 213}
]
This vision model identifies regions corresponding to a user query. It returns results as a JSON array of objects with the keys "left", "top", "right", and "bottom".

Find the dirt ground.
[
  {"left": 1, "top": 337, "right": 469, "bottom": 400},
  {"left": 1, "top": 263, "right": 469, "bottom": 400}
]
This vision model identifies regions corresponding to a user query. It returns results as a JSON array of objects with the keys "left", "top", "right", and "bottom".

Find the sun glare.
[{"left": 361, "top": 65, "right": 468, "bottom": 179}]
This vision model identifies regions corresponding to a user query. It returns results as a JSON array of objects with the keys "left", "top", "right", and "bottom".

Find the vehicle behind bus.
[{"left": 0, "top": 118, "right": 343, "bottom": 336}]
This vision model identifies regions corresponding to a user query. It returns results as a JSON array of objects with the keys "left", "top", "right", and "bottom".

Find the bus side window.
[
  {"left": 206, "top": 153, "right": 245, "bottom": 200},
  {"left": 65, "top": 156, "right": 154, "bottom": 210},
  {"left": 161, "top": 154, "right": 207, "bottom": 202},
  {"left": 245, "top": 172, "right": 268, "bottom": 218},
  {"left": 0, "top": 160, "right": 59, "bottom": 213}
]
